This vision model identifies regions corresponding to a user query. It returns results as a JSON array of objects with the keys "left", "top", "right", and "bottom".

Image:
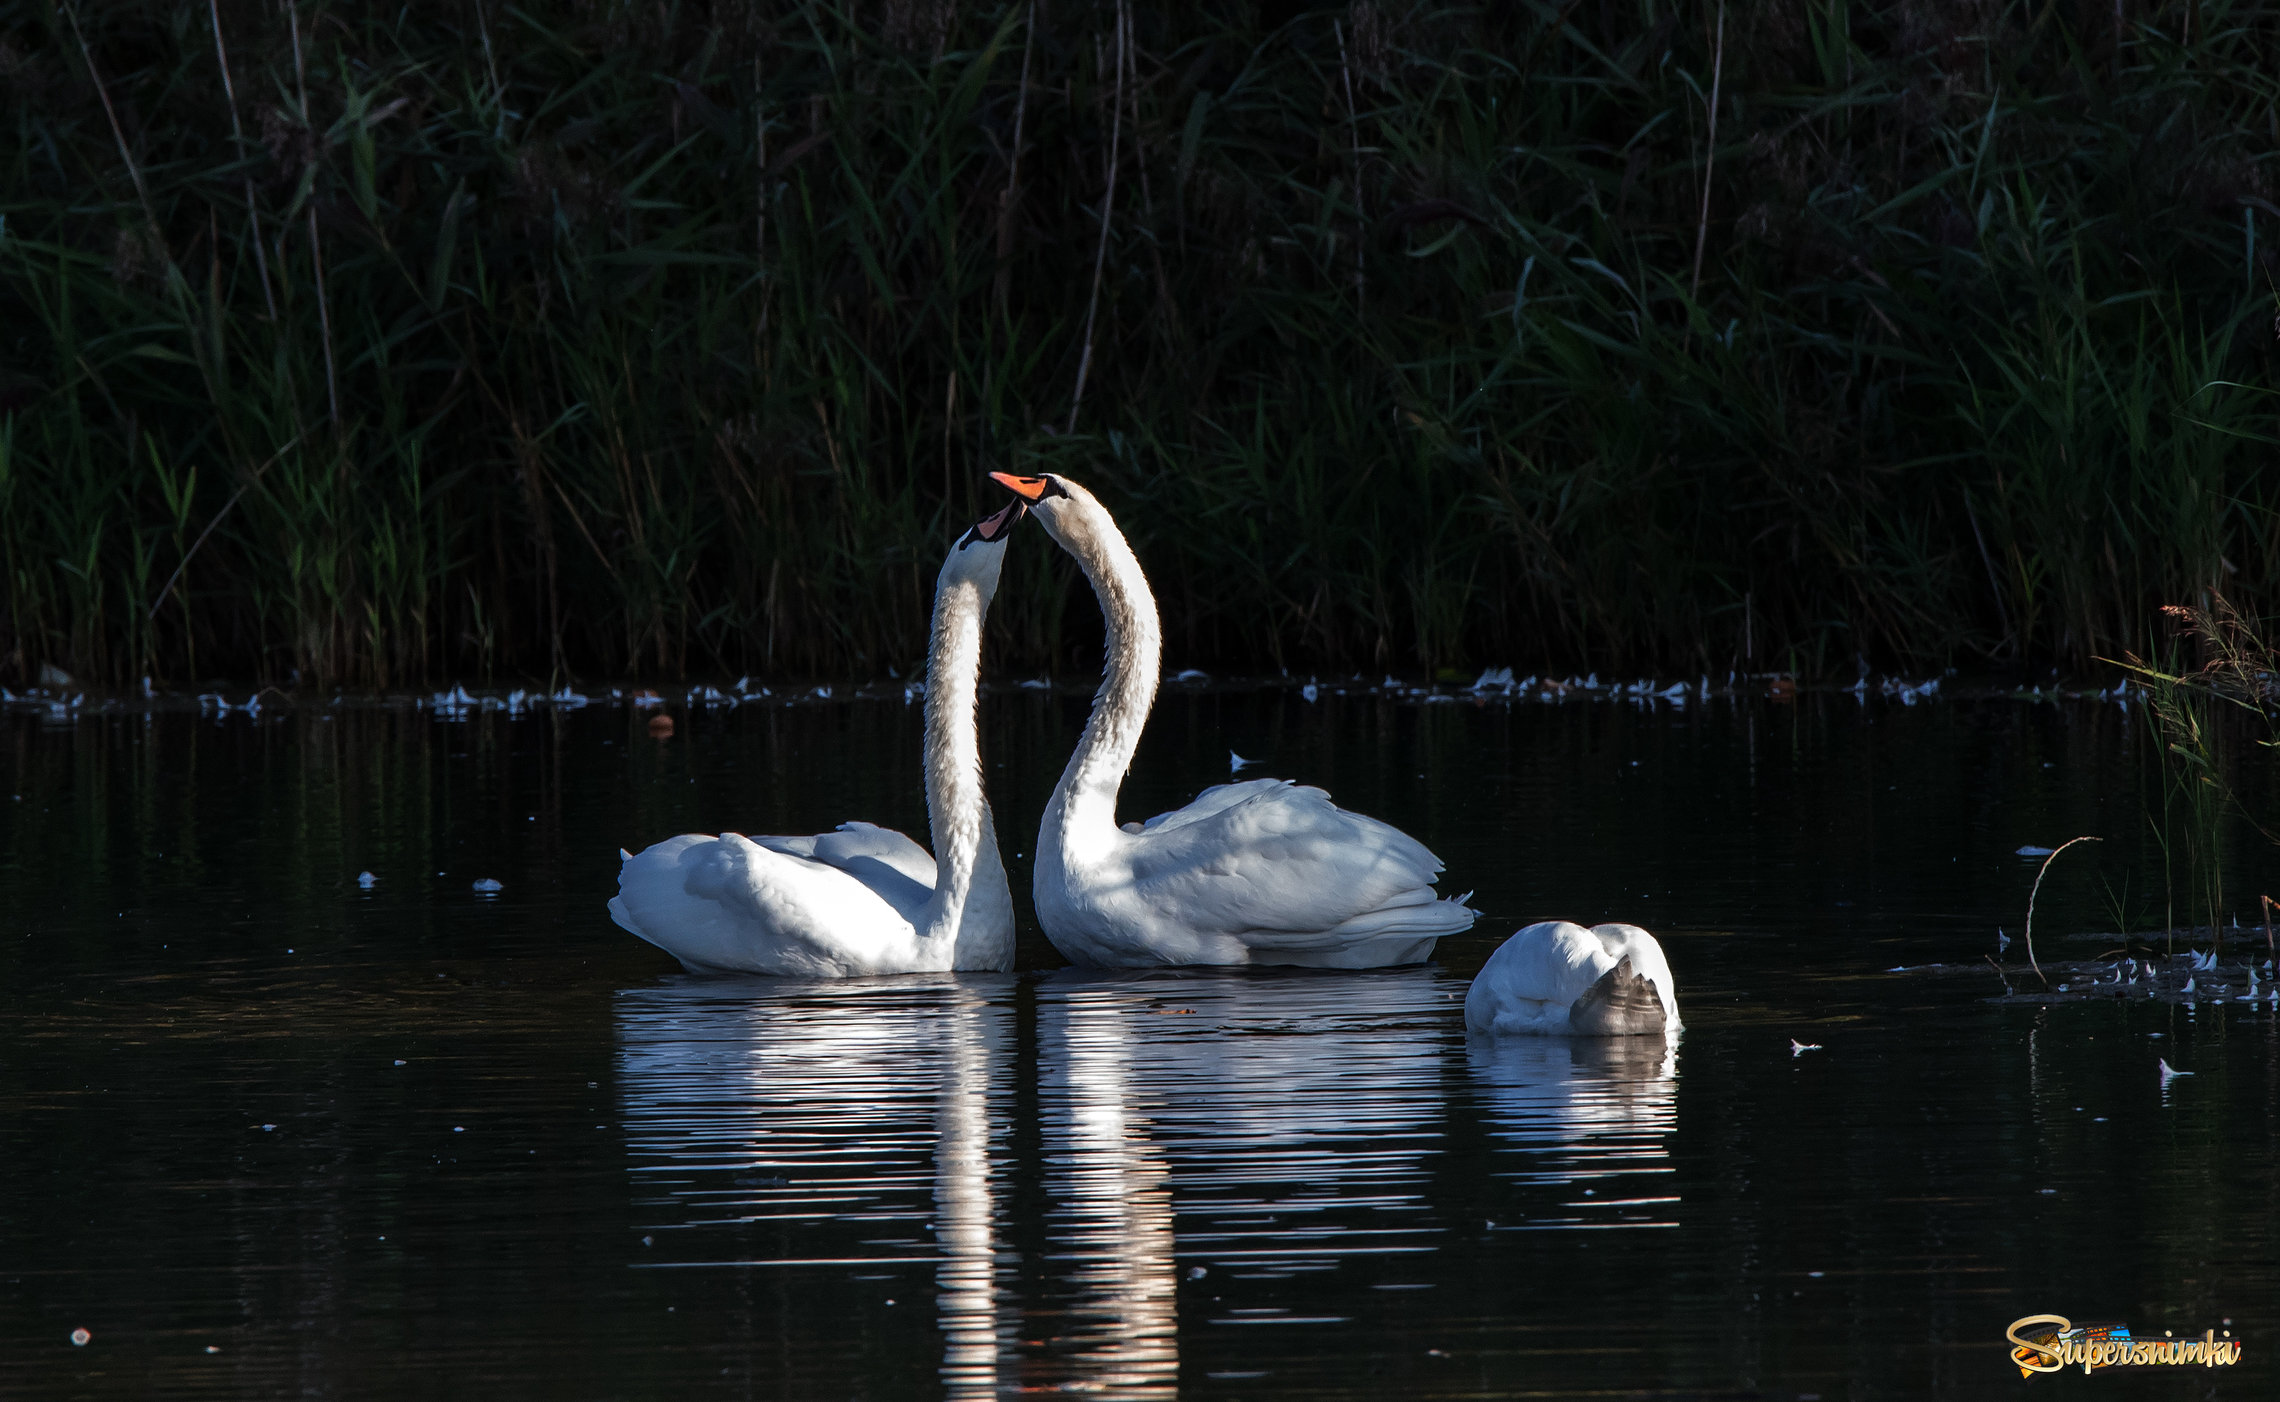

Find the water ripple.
[{"left": 616, "top": 967, "right": 1680, "bottom": 1396}]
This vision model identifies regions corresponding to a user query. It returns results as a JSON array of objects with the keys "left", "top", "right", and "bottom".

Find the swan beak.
[
  {"left": 971, "top": 499, "right": 1026, "bottom": 542},
  {"left": 990, "top": 471, "right": 1051, "bottom": 502}
]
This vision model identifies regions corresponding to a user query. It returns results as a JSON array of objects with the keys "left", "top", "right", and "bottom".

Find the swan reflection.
[
  {"left": 615, "top": 975, "right": 1011, "bottom": 1398},
  {"left": 1033, "top": 967, "right": 1452, "bottom": 1392},
  {"left": 1465, "top": 1031, "right": 1680, "bottom": 1228},
  {"left": 615, "top": 966, "right": 1681, "bottom": 1394}
]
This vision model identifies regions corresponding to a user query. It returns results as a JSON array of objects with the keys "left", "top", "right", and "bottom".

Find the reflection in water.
[
  {"left": 1035, "top": 968, "right": 1455, "bottom": 1391},
  {"left": 933, "top": 988, "right": 1001, "bottom": 1398},
  {"left": 615, "top": 970, "right": 1682, "bottom": 1395},
  {"left": 1466, "top": 1033, "right": 1680, "bottom": 1228},
  {"left": 16, "top": 695, "right": 2279, "bottom": 1397},
  {"left": 1041, "top": 979, "right": 1182, "bottom": 1396},
  {"left": 616, "top": 976, "right": 1011, "bottom": 1398}
]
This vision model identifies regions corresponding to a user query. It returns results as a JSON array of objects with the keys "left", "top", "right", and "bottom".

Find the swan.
[
  {"left": 607, "top": 503, "right": 1023, "bottom": 975},
  {"left": 989, "top": 470, "right": 1475, "bottom": 968},
  {"left": 1463, "top": 921, "right": 1680, "bottom": 1036}
]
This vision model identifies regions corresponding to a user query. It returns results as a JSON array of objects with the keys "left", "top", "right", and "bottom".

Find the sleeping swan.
[{"left": 1463, "top": 921, "right": 1680, "bottom": 1036}]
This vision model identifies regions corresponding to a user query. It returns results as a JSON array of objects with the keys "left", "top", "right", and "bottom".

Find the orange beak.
[{"left": 990, "top": 471, "right": 1050, "bottom": 502}]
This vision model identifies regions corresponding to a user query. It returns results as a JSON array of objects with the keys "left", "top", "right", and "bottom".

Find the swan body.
[
  {"left": 608, "top": 506, "right": 1022, "bottom": 975},
  {"left": 992, "top": 471, "right": 1475, "bottom": 968},
  {"left": 1463, "top": 921, "right": 1680, "bottom": 1036}
]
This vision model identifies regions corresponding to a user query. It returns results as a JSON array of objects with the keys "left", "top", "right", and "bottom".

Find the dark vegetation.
[
  {"left": 2115, "top": 594, "right": 2280, "bottom": 950},
  {"left": 2, "top": 0, "right": 2276, "bottom": 686}
]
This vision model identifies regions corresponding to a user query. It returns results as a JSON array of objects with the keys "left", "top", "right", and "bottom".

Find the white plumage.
[
  {"left": 1464, "top": 921, "right": 1681, "bottom": 1037},
  {"left": 608, "top": 506, "right": 1022, "bottom": 976},
  {"left": 991, "top": 471, "right": 1475, "bottom": 968}
]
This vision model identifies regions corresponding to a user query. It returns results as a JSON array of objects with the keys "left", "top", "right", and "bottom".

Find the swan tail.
[
  {"left": 607, "top": 894, "right": 640, "bottom": 937},
  {"left": 611, "top": 835, "right": 740, "bottom": 971},
  {"left": 1240, "top": 893, "right": 1474, "bottom": 968},
  {"left": 1330, "top": 893, "right": 1479, "bottom": 941}
]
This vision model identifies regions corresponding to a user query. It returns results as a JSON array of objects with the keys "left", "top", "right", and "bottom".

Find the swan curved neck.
[
  {"left": 920, "top": 573, "right": 1007, "bottom": 947},
  {"left": 1051, "top": 505, "right": 1161, "bottom": 847}
]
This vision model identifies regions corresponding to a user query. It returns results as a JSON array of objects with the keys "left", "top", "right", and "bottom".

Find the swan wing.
[
  {"left": 1131, "top": 778, "right": 1289, "bottom": 834},
  {"left": 1121, "top": 780, "right": 1471, "bottom": 950},
  {"left": 610, "top": 832, "right": 920, "bottom": 976},
  {"left": 755, "top": 821, "right": 935, "bottom": 918}
]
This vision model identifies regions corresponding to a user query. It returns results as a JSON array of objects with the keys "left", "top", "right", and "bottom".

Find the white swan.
[
  {"left": 1463, "top": 921, "right": 1680, "bottom": 1036},
  {"left": 607, "top": 504, "right": 1022, "bottom": 975},
  {"left": 990, "top": 471, "right": 1475, "bottom": 968}
]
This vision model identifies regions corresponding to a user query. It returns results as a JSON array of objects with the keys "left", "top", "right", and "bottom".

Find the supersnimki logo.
[{"left": 2005, "top": 1315, "right": 2244, "bottom": 1376}]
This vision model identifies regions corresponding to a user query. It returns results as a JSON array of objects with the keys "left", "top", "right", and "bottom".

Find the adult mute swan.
[
  {"left": 1464, "top": 921, "right": 1680, "bottom": 1036},
  {"left": 607, "top": 503, "right": 1023, "bottom": 975},
  {"left": 989, "top": 470, "right": 1475, "bottom": 968}
]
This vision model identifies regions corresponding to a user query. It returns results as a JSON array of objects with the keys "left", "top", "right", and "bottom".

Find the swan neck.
[
  {"left": 921, "top": 574, "right": 1007, "bottom": 946},
  {"left": 1053, "top": 507, "right": 1160, "bottom": 842}
]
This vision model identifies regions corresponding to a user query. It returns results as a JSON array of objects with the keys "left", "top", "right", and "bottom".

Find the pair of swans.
[
  {"left": 610, "top": 473, "right": 1471, "bottom": 976},
  {"left": 609, "top": 472, "right": 1678, "bottom": 1034}
]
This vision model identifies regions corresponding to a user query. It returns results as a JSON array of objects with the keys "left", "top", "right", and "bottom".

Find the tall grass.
[
  {"left": 1, "top": 0, "right": 2276, "bottom": 686},
  {"left": 2118, "top": 594, "right": 2280, "bottom": 949}
]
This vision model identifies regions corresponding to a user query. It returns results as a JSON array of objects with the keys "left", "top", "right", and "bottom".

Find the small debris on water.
[
  {"left": 2016, "top": 844, "right": 2056, "bottom": 857},
  {"left": 472, "top": 878, "right": 503, "bottom": 894},
  {"left": 1229, "top": 750, "right": 1258, "bottom": 772},
  {"left": 70, "top": 1328, "right": 90, "bottom": 1346},
  {"left": 2159, "top": 1058, "right": 2193, "bottom": 1086},
  {"left": 1791, "top": 1039, "right": 1823, "bottom": 1056},
  {"left": 646, "top": 712, "right": 674, "bottom": 738},
  {"left": 357, "top": 871, "right": 376, "bottom": 888}
]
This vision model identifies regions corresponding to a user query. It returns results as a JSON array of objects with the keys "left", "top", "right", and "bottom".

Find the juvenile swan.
[
  {"left": 608, "top": 503, "right": 1023, "bottom": 975},
  {"left": 991, "top": 470, "right": 1475, "bottom": 968},
  {"left": 1464, "top": 922, "right": 1680, "bottom": 1036}
]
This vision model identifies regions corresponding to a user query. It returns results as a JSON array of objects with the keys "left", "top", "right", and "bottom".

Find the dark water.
[{"left": 3, "top": 687, "right": 2274, "bottom": 1398}]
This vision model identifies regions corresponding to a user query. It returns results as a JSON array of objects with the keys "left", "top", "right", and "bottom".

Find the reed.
[
  {"left": 2115, "top": 595, "right": 2280, "bottom": 952},
  {"left": 2, "top": 0, "right": 2276, "bottom": 686}
]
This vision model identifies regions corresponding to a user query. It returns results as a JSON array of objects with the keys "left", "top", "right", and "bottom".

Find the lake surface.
[{"left": 3, "top": 684, "right": 2274, "bottom": 1398}]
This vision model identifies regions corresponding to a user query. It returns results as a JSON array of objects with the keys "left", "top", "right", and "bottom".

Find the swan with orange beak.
[{"left": 990, "top": 470, "right": 1475, "bottom": 968}]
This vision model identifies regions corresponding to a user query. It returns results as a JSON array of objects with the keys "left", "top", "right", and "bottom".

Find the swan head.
[
  {"left": 987, "top": 471, "right": 1098, "bottom": 552},
  {"left": 940, "top": 499, "right": 1023, "bottom": 594}
]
